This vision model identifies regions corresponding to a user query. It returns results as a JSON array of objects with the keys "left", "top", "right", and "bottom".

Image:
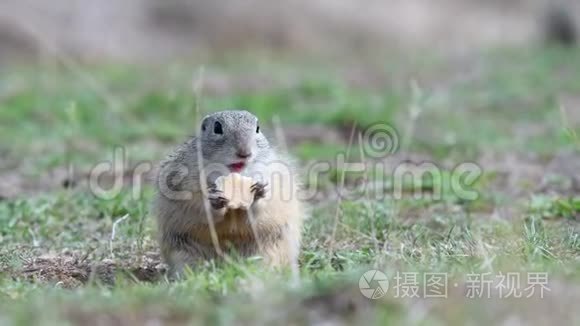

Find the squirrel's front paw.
[
  {"left": 208, "top": 185, "right": 229, "bottom": 210},
  {"left": 250, "top": 182, "right": 268, "bottom": 201}
]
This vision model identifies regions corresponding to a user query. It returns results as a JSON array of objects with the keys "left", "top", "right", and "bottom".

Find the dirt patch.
[
  {"left": 0, "top": 161, "right": 158, "bottom": 200},
  {"left": 0, "top": 166, "right": 71, "bottom": 199},
  {"left": 18, "top": 252, "right": 165, "bottom": 288},
  {"left": 480, "top": 150, "right": 580, "bottom": 198}
]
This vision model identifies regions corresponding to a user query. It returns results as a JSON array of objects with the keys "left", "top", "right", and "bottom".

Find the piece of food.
[{"left": 215, "top": 173, "right": 255, "bottom": 209}]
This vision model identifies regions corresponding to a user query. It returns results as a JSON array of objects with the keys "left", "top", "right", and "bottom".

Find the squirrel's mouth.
[{"left": 228, "top": 162, "right": 246, "bottom": 172}]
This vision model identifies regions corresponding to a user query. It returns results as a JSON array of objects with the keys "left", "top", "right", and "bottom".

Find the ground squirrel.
[{"left": 153, "top": 110, "right": 304, "bottom": 276}]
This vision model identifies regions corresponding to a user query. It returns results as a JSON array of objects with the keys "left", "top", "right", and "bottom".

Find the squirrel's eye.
[
  {"left": 201, "top": 121, "right": 207, "bottom": 132},
  {"left": 213, "top": 121, "right": 223, "bottom": 134},
  {"left": 256, "top": 125, "right": 260, "bottom": 133}
]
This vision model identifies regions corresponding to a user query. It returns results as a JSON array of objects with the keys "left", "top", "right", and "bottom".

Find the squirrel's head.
[{"left": 199, "top": 110, "right": 269, "bottom": 172}]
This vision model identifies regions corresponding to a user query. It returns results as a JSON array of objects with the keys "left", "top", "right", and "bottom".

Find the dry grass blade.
[
  {"left": 109, "top": 214, "right": 129, "bottom": 258},
  {"left": 328, "top": 121, "right": 357, "bottom": 256}
]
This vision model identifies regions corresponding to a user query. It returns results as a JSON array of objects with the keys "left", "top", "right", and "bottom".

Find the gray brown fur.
[{"left": 152, "top": 110, "right": 304, "bottom": 276}]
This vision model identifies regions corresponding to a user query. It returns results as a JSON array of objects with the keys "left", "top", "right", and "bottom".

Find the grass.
[{"left": 1, "top": 47, "right": 580, "bottom": 325}]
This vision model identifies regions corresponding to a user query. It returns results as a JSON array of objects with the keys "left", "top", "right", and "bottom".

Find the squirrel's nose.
[{"left": 236, "top": 150, "right": 252, "bottom": 159}]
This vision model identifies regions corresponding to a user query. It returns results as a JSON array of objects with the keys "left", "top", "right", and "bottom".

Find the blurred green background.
[{"left": 0, "top": 1, "right": 579, "bottom": 325}]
